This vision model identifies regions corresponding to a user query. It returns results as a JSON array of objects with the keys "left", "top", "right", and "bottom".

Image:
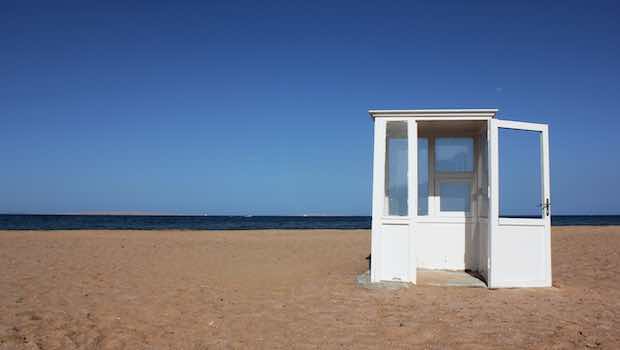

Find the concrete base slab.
[
  {"left": 356, "top": 269, "right": 487, "bottom": 289},
  {"left": 417, "top": 269, "right": 487, "bottom": 288},
  {"left": 356, "top": 270, "right": 410, "bottom": 290}
]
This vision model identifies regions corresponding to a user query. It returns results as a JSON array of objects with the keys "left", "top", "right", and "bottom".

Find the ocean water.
[
  {"left": 0, "top": 215, "right": 371, "bottom": 230},
  {"left": 0, "top": 214, "right": 619, "bottom": 230}
]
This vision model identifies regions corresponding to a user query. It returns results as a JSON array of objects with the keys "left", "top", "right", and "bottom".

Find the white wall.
[
  {"left": 415, "top": 221, "right": 474, "bottom": 270},
  {"left": 379, "top": 223, "right": 410, "bottom": 281}
]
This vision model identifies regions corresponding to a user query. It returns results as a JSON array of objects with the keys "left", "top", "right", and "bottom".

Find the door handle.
[{"left": 542, "top": 198, "right": 551, "bottom": 217}]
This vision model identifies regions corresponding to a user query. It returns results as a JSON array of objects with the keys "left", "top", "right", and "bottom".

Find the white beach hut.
[{"left": 369, "top": 109, "right": 551, "bottom": 288}]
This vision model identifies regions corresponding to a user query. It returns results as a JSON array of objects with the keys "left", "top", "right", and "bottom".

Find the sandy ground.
[{"left": 0, "top": 227, "right": 619, "bottom": 349}]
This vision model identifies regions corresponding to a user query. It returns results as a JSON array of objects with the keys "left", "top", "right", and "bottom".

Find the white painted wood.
[
  {"left": 489, "top": 119, "right": 552, "bottom": 288},
  {"left": 370, "top": 118, "right": 386, "bottom": 282},
  {"left": 369, "top": 109, "right": 499, "bottom": 114},
  {"left": 381, "top": 216, "right": 410, "bottom": 224},
  {"left": 415, "top": 221, "right": 475, "bottom": 270},
  {"left": 491, "top": 225, "right": 548, "bottom": 287},
  {"left": 494, "top": 119, "right": 546, "bottom": 132},
  {"left": 371, "top": 119, "right": 415, "bottom": 283},
  {"left": 381, "top": 224, "right": 409, "bottom": 281},
  {"left": 482, "top": 119, "right": 492, "bottom": 282},
  {"left": 541, "top": 124, "right": 552, "bottom": 285},
  {"left": 488, "top": 119, "right": 499, "bottom": 287},
  {"left": 415, "top": 217, "right": 475, "bottom": 224},
  {"left": 407, "top": 120, "right": 418, "bottom": 283},
  {"left": 498, "top": 218, "right": 544, "bottom": 226},
  {"left": 377, "top": 116, "right": 494, "bottom": 121},
  {"left": 369, "top": 109, "right": 498, "bottom": 119}
]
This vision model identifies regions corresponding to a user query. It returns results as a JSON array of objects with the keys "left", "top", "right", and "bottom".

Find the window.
[
  {"left": 435, "top": 137, "right": 474, "bottom": 172},
  {"left": 439, "top": 180, "right": 472, "bottom": 212},
  {"left": 434, "top": 137, "right": 474, "bottom": 216},
  {"left": 385, "top": 121, "right": 408, "bottom": 216}
]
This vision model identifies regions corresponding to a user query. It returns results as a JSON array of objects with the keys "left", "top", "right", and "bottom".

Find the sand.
[{"left": 0, "top": 226, "right": 619, "bottom": 349}]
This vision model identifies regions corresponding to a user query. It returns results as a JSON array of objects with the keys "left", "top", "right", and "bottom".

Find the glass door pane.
[{"left": 498, "top": 128, "right": 542, "bottom": 218}]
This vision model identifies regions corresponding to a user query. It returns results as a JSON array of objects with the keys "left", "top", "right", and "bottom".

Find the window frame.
[
  {"left": 420, "top": 134, "right": 478, "bottom": 218},
  {"left": 435, "top": 176, "right": 474, "bottom": 217}
]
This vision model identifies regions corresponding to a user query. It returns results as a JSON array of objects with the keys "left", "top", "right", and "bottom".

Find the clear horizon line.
[
  {"left": 1, "top": 212, "right": 619, "bottom": 217},
  {"left": 0, "top": 212, "right": 371, "bottom": 217}
]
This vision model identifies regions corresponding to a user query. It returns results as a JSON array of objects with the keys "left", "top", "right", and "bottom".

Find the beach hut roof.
[{"left": 368, "top": 109, "right": 498, "bottom": 119}]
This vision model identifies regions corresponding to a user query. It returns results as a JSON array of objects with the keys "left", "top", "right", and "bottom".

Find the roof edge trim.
[{"left": 368, "top": 109, "right": 498, "bottom": 118}]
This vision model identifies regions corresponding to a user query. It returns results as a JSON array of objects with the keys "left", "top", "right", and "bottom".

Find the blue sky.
[{"left": 1, "top": 1, "right": 619, "bottom": 215}]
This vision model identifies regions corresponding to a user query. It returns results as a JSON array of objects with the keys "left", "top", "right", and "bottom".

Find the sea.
[{"left": 0, "top": 214, "right": 619, "bottom": 230}]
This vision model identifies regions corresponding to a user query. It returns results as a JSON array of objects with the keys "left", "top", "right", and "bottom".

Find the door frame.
[{"left": 407, "top": 120, "right": 418, "bottom": 283}]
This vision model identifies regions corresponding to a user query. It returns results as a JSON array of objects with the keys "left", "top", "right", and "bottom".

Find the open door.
[{"left": 489, "top": 119, "right": 551, "bottom": 288}]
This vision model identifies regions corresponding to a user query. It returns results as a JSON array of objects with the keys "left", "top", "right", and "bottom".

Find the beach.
[{"left": 1, "top": 227, "right": 619, "bottom": 349}]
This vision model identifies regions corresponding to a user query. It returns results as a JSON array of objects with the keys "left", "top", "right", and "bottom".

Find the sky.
[{"left": 1, "top": 0, "right": 619, "bottom": 215}]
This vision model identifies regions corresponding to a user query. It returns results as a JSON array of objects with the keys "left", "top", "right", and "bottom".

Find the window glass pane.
[
  {"left": 418, "top": 138, "right": 428, "bottom": 216},
  {"left": 499, "top": 128, "right": 542, "bottom": 218},
  {"left": 439, "top": 180, "right": 471, "bottom": 212},
  {"left": 385, "top": 122, "right": 408, "bottom": 216},
  {"left": 435, "top": 137, "right": 474, "bottom": 172}
]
